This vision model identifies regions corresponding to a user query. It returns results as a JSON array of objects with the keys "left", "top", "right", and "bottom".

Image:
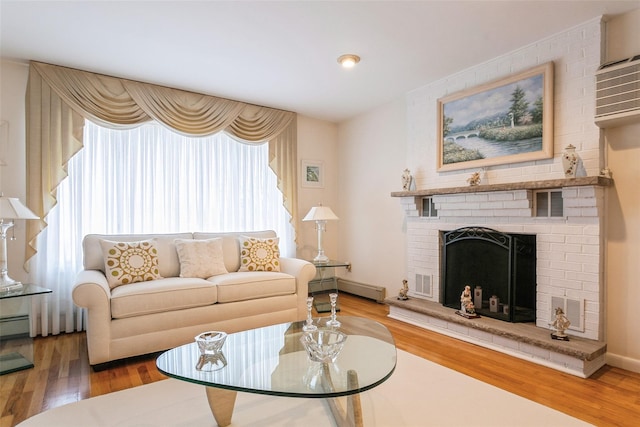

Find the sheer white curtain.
[{"left": 31, "top": 120, "right": 294, "bottom": 336}]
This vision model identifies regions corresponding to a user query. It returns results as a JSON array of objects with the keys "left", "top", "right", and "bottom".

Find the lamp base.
[
  {"left": 313, "top": 254, "right": 330, "bottom": 264},
  {"left": 0, "top": 272, "right": 23, "bottom": 293}
]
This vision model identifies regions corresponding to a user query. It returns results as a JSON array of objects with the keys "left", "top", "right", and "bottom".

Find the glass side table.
[
  {"left": 309, "top": 260, "right": 351, "bottom": 313},
  {"left": 0, "top": 284, "right": 52, "bottom": 375}
]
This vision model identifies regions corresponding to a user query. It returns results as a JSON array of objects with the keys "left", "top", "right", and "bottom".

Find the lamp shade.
[
  {"left": 303, "top": 206, "right": 339, "bottom": 222},
  {"left": 0, "top": 196, "right": 39, "bottom": 220}
]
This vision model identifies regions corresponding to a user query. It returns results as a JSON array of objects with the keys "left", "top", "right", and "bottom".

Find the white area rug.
[{"left": 18, "top": 350, "right": 590, "bottom": 426}]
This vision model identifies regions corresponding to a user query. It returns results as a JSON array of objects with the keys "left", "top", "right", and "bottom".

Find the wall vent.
[
  {"left": 414, "top": 273, "right": 433, "bottom": 297},
  {"left": 595, "top": 54, "right": 640, "bottom": 128},
  {"left": 550, "top": 296, "right": 585, "bottom": 332}
]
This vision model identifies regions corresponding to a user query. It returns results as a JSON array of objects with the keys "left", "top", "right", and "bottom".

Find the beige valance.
[{"left": 25, "top": 61, "right": 298, "bottom": 267}]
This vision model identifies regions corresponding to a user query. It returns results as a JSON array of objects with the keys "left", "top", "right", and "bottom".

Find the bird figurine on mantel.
[{"left": 467, "top": 172, "right": 481, "bottom": 186}]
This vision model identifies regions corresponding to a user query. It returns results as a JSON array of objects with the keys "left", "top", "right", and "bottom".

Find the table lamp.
[
  {"left": 0, "top": 195, "right": 39, "bottom": 292},
  {"left": 303, "top": 204, "right": 338, "bottom": 264}
]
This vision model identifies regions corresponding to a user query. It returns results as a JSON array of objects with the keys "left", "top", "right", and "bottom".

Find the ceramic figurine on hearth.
[
  {"left": 467, "top": 172, "right": 481, "bottom": 186},
  {"left": 398, "top": 279, "right": 409, "bottom": 300},
  {"left": 402, "top": 169, "right": 413, "bottom": 191},
  {"left": 550, "top": 307, "right": 571, "bottom": 341},
  {"left": 460, "top": 285, "right": 475, "bottom": 314}
]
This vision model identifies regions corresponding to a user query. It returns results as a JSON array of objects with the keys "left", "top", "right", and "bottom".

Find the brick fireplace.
[{"left": 389, "top": 176, "right": 611, "bottom": 377}]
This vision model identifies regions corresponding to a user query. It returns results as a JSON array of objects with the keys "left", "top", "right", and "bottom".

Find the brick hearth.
[{"left": 386, "top": 297, "right": 606, "bottom": 378}]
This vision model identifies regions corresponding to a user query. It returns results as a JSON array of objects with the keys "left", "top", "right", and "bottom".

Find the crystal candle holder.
[{"left": 195, "top": 331, "right": 227, "bottom": 355}]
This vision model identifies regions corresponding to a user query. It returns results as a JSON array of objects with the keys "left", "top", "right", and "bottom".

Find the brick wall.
[
  {"left": 406, "top": 17, "right": 604, "bottom": 188},
  {"left": 402, "top": 17, "right": 606, "bottom": 341},
  {"left": 401, "top": 184, "right": 605, "bottom": 341}
]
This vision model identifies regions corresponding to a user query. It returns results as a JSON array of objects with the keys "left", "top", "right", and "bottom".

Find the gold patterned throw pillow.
[
  {"left": 239, "top": 236, "right": 280, "bottom": 272},
  {"left": 100, "top": 239, "right": 162, "bottom": 288}
]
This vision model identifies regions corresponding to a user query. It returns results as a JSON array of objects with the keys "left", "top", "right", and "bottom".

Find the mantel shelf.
[{"left": 390, "top": 176, "right": 613, "bottom": 198}]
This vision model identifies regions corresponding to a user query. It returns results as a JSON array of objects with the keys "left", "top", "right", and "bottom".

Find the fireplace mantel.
[{"left": 390, "top": 176, "right": 613, "bottom": 198}]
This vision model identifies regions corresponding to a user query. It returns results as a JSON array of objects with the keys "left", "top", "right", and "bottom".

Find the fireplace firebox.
[{"left": 440, "top": 227, "right": 536, "bottom": 322}]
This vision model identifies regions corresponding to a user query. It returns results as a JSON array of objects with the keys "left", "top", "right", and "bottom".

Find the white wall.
[
  {"left": 336, "top": 99, "right": 407, "bottom": 294},
  {"left": 296, "top": 115, "right": 340, "bottom": 261},
  {"left": 603, "top": 8, "right": 640, "bottom": 373},
  {"left": 0, "top": 59, "right": 31, "bottom": 317},
  {"left": 0, "top": 59, "right": 31, "bottom": 284},
  {"left": 408, "top": 18, "right": 604, "bottom": 188}
]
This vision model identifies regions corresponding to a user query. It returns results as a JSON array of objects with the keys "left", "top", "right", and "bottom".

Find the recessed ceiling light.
[{"left": 337, "top": 54, "right": 360, "bottom": 68}]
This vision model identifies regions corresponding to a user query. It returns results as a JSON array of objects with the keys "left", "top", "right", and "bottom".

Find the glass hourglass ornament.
[
  {"left": 303, "top": 297, "right": 317, "bottom": 331},
  {"left": 325, "top": 293, "right": 341, "bottom": 327}
]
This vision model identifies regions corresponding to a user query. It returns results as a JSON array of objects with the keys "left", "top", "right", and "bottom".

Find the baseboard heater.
[{"left": 337, "top": 279, "right": 386, "bottom": 303}]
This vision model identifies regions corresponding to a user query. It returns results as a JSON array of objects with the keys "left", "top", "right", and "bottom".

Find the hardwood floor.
[{"left": 2, "top": 293, "right": 640, "bottom": 426}]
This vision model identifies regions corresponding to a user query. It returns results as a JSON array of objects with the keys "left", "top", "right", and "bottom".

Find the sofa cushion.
[
  {"left": 239, "top": 236, "right": 280, "bottom": 272},
  {"left": 100, "top": 239, "right": 162, "bottom": 288},
  {"left": 193, "top": 230, "right": 276, "bottom": 272},
  {"left": 84, "top": 233, "right": 192, "bottom": 277},
  {"left": 208, "top": 271, "right": 295, "bottom": 303},
  {"left": 110, "top": 277, "right": 217, "bottom": 319},
  {"left": 175, "top": 238, "right": 228, "bottom": 278}
]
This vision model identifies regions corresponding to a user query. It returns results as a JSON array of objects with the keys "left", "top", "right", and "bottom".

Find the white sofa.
[{"left": 72, "top": 230, "right": 316, "bottom": 367}]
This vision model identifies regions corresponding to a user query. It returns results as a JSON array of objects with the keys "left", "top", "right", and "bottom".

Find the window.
[
  {"left": 421, "top": 196, "right": 438, "bottom": 218},
  {"left": 534, "top": 190, "right": 563, "bottom": 217},
  {"left": 62, "top": 120, "right": 294, "bottom": 248},
  {"left": 34, "top": 121, "right": 294, "bottom": 333}
]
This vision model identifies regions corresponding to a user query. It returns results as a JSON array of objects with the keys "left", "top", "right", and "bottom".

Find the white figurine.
[
  {"left": 460, "top": 285, "right": 475, "bottom": 314},
  {"left": 398, "top": 279, "right": 409, "bottom": 300},
  {"left": 550, "top": 307, "right": 571, "bottom": 340}
]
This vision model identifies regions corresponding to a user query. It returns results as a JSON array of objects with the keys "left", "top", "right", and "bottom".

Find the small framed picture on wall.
[{"left": 301, "top": 159, "right": 324, "bottom": 188}]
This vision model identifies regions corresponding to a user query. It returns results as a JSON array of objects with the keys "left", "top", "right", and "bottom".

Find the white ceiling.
[{"left": 1, "top": 1, "right": 638, "bottom": 123}]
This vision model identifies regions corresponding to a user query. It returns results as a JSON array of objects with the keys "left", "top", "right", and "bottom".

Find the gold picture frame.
[{"left": 437, "top": 62, "right": 554, "bottom": 171}]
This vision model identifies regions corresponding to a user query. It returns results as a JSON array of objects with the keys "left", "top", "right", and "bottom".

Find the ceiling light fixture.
[{"left": 337, "top": 54, "right": 360, "bottom": 69}]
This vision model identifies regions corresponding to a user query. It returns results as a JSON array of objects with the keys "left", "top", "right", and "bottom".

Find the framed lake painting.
[{"left": 437, "top": 62, "right": 554, "bottom": 171}]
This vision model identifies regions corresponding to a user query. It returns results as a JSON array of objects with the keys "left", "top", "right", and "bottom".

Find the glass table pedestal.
[
  {"left": 0, "top": 284, "right": 52, "bottom": 375},
  {"left": 309, "top": 260, "right": 351, "bottom": 313}
]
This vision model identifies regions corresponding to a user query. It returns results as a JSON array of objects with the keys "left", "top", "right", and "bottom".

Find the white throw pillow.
[
  {"left": 175, "top": 238, "right": 228, "bottom": 278},
  {"left": 238, "top": 236, "right": 280, "bottom": 272},
  {"left": 100, "top": 239, "right": 163, "bottom": 288}
]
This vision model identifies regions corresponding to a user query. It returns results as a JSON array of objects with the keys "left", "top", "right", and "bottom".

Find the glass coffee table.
[{"left": 156, "top": 316, "right": 396, "bottom": 427}]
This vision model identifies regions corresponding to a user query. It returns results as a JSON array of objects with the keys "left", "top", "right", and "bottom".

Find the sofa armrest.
[
  {"left": 72, "top": 270, "right": 111, "bottom": 308},
  {"left": 279, "top": 257, "right": 316, "bottom": 320},
  {"left": 72, "top": 270, "right": 113, "bottom": 365},
  {"left": 279, "top": 258, "right": 316, "bottom": 291}
]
